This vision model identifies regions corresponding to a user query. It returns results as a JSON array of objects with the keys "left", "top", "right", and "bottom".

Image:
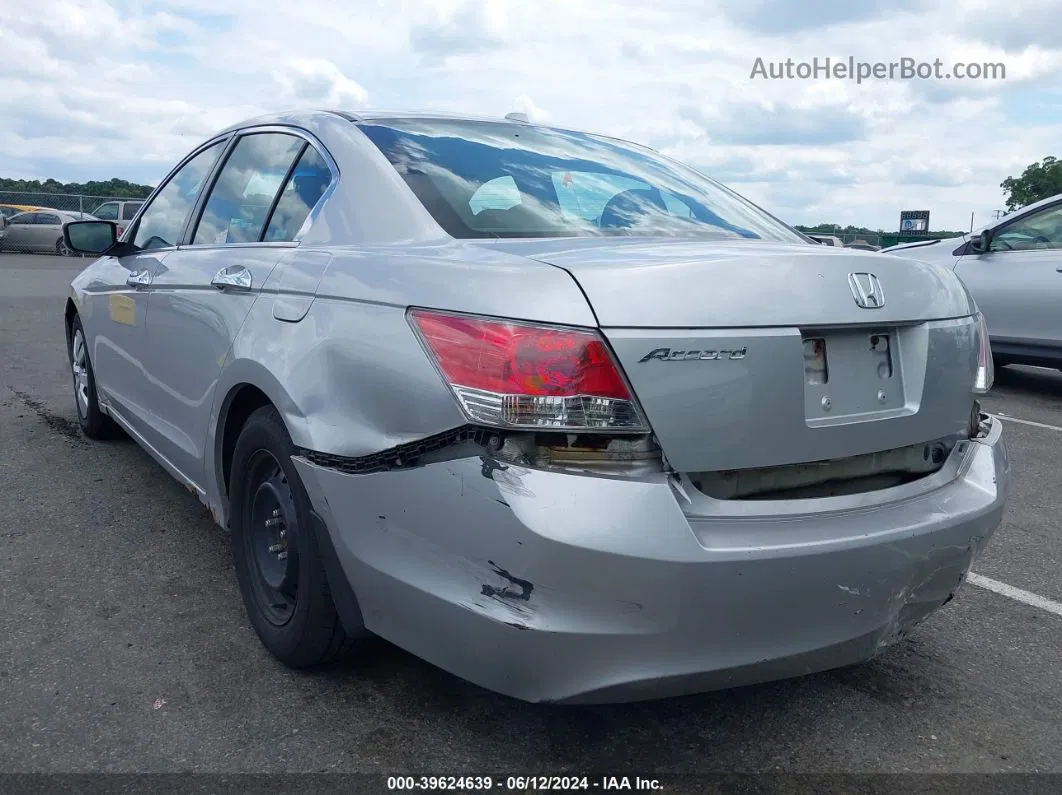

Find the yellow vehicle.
[{"left": 1, "top": 204, "right": 44, "bottom": 227}]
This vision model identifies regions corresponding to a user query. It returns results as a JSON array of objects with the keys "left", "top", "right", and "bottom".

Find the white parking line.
[
  {"left": 967, "top": 573, "right": 1062, "bottom": 619},
  {"left": 990, "top": 413, "right": 1062, "bottom": 433}
]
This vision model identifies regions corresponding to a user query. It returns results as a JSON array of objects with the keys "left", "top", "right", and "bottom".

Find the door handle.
[
  {"left": 126, "top": 269, "right": 151, "bottom": 288},
  {"left": 1056, "top": 266, "right": 1062, "bottom": 273},
  {"left": 211, "top": 265, "right": 252, "bottom": 291}
]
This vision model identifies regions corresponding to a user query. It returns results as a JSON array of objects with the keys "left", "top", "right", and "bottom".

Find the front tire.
[
  {"left": 69, "top": 315, "right": 121, "bottom": 439},
  {"left": 229, "top": 405, "right": 357, "bottom": 668}
]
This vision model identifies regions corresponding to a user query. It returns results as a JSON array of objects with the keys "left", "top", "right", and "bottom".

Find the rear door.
[
  {"left": 34, "top": 212, "right": 63, "bottom": 251},
  {"left": 954, "top": 201, "right": 1062, "bottom": 350},
  {"left": 140, "top": 128, "right": 335, "bottom": 484}
]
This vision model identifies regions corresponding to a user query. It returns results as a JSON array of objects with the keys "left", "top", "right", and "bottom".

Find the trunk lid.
[
  {"left": 477, "top": 237, "right": 972, "bottom": 327},
  {"left": 475, "top": 238, "right": 981, "bottom": 475}
]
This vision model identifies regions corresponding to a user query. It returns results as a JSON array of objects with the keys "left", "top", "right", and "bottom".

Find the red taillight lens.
[{"left": 409, "top": 309, "right": 648, "bottom": 431}]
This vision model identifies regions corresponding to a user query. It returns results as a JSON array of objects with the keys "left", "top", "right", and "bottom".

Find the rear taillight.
[
  {"left": 409, "top": 309, "right": 648, "bottom": 432},
  {"left": 117, "top": 225, "right": 125, "bottom": 237},
  {"left": 974, "top": 312, "right": 993, "bottom": 394}
]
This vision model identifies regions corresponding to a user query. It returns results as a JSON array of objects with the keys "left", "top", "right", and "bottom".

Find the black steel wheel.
[
  {"left": 229, "top": 405, "right": 357, "bottom": 667},
  {"left": 243, "top": 449, "right": 301, "bottom": 626}
]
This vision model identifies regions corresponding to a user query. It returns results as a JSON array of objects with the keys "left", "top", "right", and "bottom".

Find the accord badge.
[{"left": 638, "top": 347, "right": 747, "bottom": 362}]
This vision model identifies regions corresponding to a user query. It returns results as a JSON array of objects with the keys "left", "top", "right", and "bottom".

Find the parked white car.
[
  {"left": 0, "top": 209, "right": 97, "bottom": 255},
  {"left": 882, "top": 193, "right": 1062, "bottom": 370}
]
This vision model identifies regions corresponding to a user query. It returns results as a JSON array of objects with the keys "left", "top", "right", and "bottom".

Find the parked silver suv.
[{"left": 90, "top": 200, "right": 144, "bottom": 238}]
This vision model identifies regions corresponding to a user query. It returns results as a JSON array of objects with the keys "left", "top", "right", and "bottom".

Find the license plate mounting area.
[{"left": 801, "top": 329, "right": 905, "bottom": 424}]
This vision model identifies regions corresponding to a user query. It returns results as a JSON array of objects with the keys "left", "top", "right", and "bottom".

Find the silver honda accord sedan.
[{"left": 62, "top": 109, "right": 1009, "bottom": 704}]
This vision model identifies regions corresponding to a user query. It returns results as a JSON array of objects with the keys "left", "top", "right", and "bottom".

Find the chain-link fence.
[{"left": 0, "top": 191, "right": 147, "bottom": 256}]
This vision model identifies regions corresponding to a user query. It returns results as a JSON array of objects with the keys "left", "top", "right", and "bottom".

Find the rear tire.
[
  {"left": 229, "top": 405, "right": 358, "bottom": 668},
  {"left": 69, "top": 315, "right": 122, "bottom": 440},
  {"left": 56, "top": 237, "right": 71, "bottom": 257}
]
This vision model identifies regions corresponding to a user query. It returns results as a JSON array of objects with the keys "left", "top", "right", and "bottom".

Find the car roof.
[{"left": 211, "top": 108, "right": 655, "bottom": 151}]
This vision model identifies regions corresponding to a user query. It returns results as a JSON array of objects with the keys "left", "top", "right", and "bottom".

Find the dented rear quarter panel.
[{"left": 204, "top": 240, "right": 597, "bottom": 523}]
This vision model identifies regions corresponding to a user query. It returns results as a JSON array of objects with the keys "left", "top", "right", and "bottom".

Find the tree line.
[
  {"left": 794, "top": 223, "right": 963, "bottom": 237},
  {"left": 0, "top": 177, "right": 155, "bottom": 199}
]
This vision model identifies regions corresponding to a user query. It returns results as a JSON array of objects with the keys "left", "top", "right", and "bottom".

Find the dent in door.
[{"left": 270, "top": 250, "right": 334, "bottom": 322}]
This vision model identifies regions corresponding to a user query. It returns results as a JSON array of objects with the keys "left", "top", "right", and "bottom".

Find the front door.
[
  {"left": 956, "top": 201, "right": 1062, "bottom": 353},
  {"left": 105, "top": 138, "right": 230, "bottom": 464}
]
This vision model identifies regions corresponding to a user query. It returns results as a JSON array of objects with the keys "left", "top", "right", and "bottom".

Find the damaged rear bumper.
[{"left": 292, "top": 416, "right": 1008, "bottom": 704}]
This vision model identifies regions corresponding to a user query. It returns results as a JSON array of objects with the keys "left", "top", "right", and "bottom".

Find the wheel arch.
[
  {"left": 212, "top": 362, "right": 370, "bottom": 640},
  {"left": 208, "top": 358, "right": 316, "bottom": 520},
  {"left": 64, "top": 298, "right": 78, "bottom": 346}
]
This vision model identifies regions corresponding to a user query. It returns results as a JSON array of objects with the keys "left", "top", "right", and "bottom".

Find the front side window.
[
  {"left": 10, "top": 213, "right": 35, "bottom": 225},
  {"left": 192, "top": 133, "right": 306, "bottom": 245},
  {"left": 93, "top": 203, "right": 119, "bottom": 221},
  {"left": 356, "top": 119, "right": 805, "bottom": 242},
  {"left": 991, "top": 204, "right": 1062, "bottom": 251},
  {"left": 133, "top": 140, "right": 226, "bottom": 251},
  {"left": 262, "top": 145, "right": 332, "bottom": 242}
]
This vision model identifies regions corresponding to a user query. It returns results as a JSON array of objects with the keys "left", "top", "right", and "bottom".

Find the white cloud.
[
  {"left": 0, "top": 0, "right": 1058, "bottom": 230},
  {"left": 272, "top": 58, "right": 369, "bottom": 107}
]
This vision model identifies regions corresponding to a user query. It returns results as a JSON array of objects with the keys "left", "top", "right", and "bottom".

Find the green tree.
[
  {"left": 1000, "top": 156, "right": 1062, "bottom": 211},
  {"left": 0, "top": 176, "right": 155, "bottom": 198}
]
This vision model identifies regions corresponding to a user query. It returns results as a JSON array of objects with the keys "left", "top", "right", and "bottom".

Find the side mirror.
[
  {"left": 970, "top": 229, "right": 991, "bottom": 253},
  {"left": 64, "top": 220, "right": 118, "bottom": 255}
]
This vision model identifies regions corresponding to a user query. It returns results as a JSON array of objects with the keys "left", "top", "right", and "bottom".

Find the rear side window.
[
  {"left": 121, "top": 202, "right": 142, "bottom": 220},
  {"left": 93, "top": 202, "right": 118, "bottom": 221},
  {"left": 262, "top": 145, "right": 332, "bottom": 242},
  {"left": 38, "top": 213, "right": 60, "bottom": 225},
  {"left": 192, "top": 133, "right": 306, "bottom": 245}
]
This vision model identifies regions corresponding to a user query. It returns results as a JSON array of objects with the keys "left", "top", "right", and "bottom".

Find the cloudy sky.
[{"left": 2, "top": 0, "right": 1061, "bottom": 231}]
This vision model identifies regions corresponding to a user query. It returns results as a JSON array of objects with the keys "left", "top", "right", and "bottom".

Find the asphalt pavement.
[{"left": 1, "top": 253, "right": 1061, "bottom": 787}]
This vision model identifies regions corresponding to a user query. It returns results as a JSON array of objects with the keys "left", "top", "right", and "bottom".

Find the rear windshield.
[{"left": 356, "top": 119, "right": 806, "bottom": 242}]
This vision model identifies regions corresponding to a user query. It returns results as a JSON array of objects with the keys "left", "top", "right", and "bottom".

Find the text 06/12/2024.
[{"left": 385, "top": 776, "right": 664, "bottom": 790}]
